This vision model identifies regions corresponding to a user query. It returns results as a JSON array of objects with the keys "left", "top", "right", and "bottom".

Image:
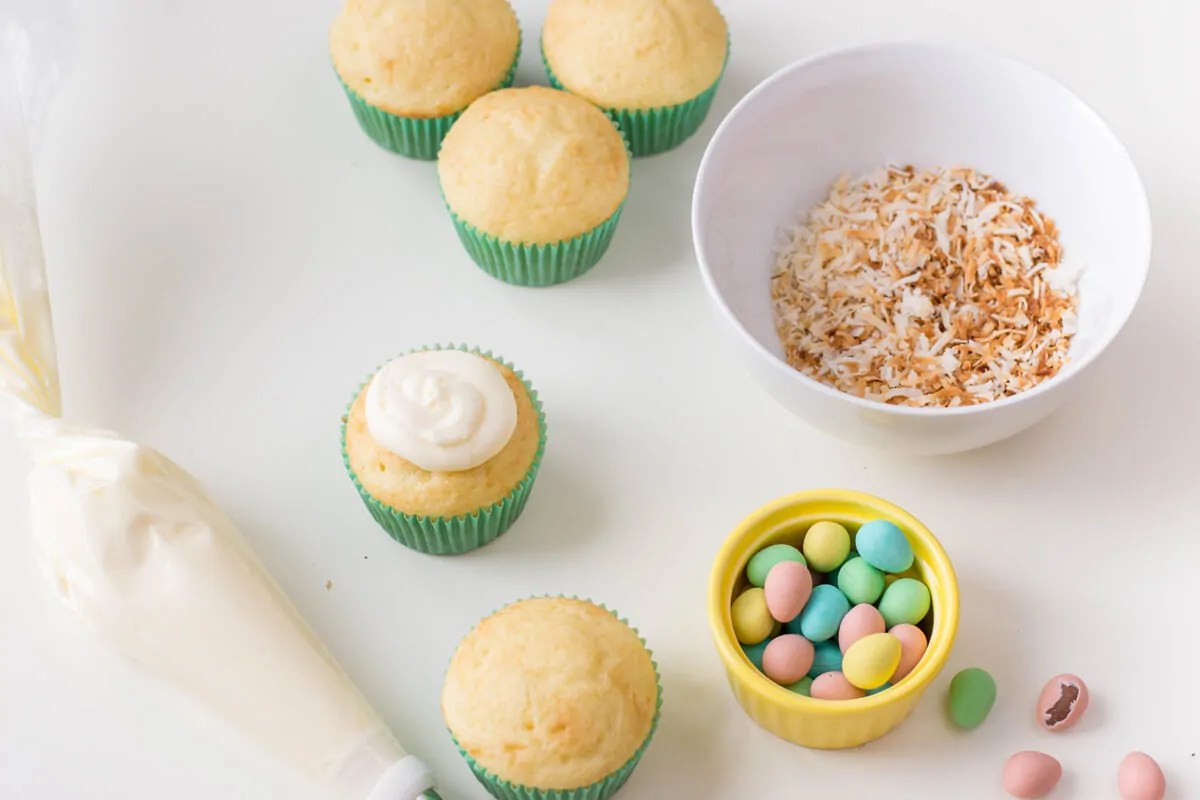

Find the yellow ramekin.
[{"left": 708, "top": 489, "right": 959, "bottom": 749}]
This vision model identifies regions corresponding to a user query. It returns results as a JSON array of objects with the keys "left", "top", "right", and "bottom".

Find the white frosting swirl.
[{"left": 364, "top": 350, "right": 518, "bottom": 472}]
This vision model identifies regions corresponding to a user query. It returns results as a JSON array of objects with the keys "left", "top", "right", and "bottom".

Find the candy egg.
[
  {"left": 1036, "top": 673, "right": 1089, "bottom": 732},
  {"left": 948, "top": 667, "right": 997, "bottom": 729},
  {"left": 836, "top": 557, "right": 885, "bottom": 605},
  {"left": 807, "top": 639, "right": 843, "bottom": 678},
  {"left": 827, "top": 549, "right": 857, "bottom": 586},
  {"left": 1002, "top": 751, "right": 1062, "bottom": 798},
  {"left": 810, "top": 671, "right": 866, "bottom": 701},
  {"left": 747, "top": 544, "right": 806, "bottom": 588},
  {"left": 1117, "top": 751, "right": 1166, "bottom": 800},
  {"left": 866, "top": 682, "right": 892, "bottom": 696},
  {"left": 762, "top": 634, "right": 815, "bottom": 685},
  {"left": 842, "top": 633, "right": 902, "bottom": 690},
  {"left": 741, "top": 638, "right": 771, "bottom": 672},
  {"left": 878, "top": 578, "right": 931, "bottom": 627},
  {"left": 802, "top": 521, "right": 851, "bottom": 572},
  {"left": 786, "top": 676, "right": 813, "bottom": 696},
  {"left": 888, "top": 623, "right": 928, "bottom": 682},
  {"left": 795, "top": 584, "right": 851, "bottom": 642},
  {"left": 854, "top": 519, "right": 915, "bottom": 573},
  {"left": 731, "top": 587, "right": 774, "bottom": 644},
  {"left": 839, "top": 604, "right": 885, "bottom": 653},
  {"left": 764, "top": 560, "right": 813, "bottom": 623}
]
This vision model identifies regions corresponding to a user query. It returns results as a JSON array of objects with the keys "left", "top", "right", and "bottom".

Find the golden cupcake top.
[
  {"left": 329, "top": 0, "right": 520, "bottom": 118},
  {"left": 542, "top": 0, "right": 728, "bottom": 110},
  {"left": 442, "top": 597, "right": 658, "bottom": 790},
  {"left": 437, "top": 86, "right": 630, "bottom": 245},
  {"left": 344, "top": 351, "right": 541, "bottom": 518}
]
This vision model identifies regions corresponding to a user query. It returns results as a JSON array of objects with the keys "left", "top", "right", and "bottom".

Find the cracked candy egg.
[{"left": 1036, "top": 673, "right": 1089, "bottom": 732}]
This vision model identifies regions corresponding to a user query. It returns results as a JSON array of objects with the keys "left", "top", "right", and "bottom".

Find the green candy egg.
[
  {"left": 827, "top": 549, "right": 858, "bottom": 585},
  {"left": 947, "top": 667, "right": 997, "bottom": 729},
  {"left": 803, "top": 521, "right": 852, "bottom": 572},
  {"left": 786, "top": 676, "right": 813, "bottom": 696},
  {"left": 742, "top": 638, "right": 771, "bottom": 672},
  {"left": 836, "top": 557, "right": 885, "bottom": 605},
  {"left": 747, "top": 544, "right": 806, "bottom": 588},
  {"left": 878, "top": 578, "right": 931, "bottom": 627}
]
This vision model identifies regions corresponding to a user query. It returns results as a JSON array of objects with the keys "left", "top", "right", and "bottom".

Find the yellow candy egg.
[
  {"left": 731, "top": 587, "right": 774, "bottom": 645},
  {"left": 842, "top": 633, "right": 902, "bottom": 690}
]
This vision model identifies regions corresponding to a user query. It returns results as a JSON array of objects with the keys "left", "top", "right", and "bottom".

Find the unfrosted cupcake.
[
  {"left": 541, "top": 0, "right": 729, "bottom": 156},
  {"left": 437, "top": 86, "right": 631, "bottom": 286},
  {"left": 330, "top": 0, "right": 521, "bottom": 159},
  {"left": 341, "top": 345, "right": 546, "bottom": 554},
  {"left": 443, "top": 597, "right": 662, "bottom": 800}
]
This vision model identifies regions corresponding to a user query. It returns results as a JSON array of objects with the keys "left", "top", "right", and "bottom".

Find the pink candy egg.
[
  {"left": 1036, "top": 673, "right": 1089, "bottom": 732},
  {"left": 764, "top": 561, "right": 813, "bottom": 623},
  {"left": 810, "top": 671, "right": 866, "bottom": 700},
  {"left": 1118, "top": 751, "right": 1166, "bottom": 800},
  {"left": 888, "top": 623, "right": 928, "bottom": 682},
  {"left": 1002, "top": 751, "right": 1062, "bottom": 798},
  {"left": 761, "top": 634, "right": 814, "bottom": 684},
  {"left": 838, "top": 604, "right": 885, "bottom": 653}
]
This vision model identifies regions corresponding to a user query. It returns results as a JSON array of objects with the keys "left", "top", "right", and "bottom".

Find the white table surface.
[{"left": 2, "top": 0, "right": 1198, "bottom": 798}]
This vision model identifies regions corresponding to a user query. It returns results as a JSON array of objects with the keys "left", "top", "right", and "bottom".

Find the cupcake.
[
  {"left": 329, "top": 0, "right": 521, "bottom": 159},
  {"left": 341, "top": 345, "right": 546, "bottom": 554},
  {"left": 541, "top": 0, "right": 729, "bottom": 157},
  {"left": 443, "top": 597, "right": 662, "bottom": 800},
  {"left": 437, "top": 86, "right": 631, "bottom": 286}
]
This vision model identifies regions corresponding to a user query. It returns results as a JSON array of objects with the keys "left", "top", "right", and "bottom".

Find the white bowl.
[{"left": 692, "top": 42, "right": 1151, "bottom": 454}]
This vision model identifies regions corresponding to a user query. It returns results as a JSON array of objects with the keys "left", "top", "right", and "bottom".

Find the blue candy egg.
[
  {"left": 808, "top": 639, "right": 844, "bottom": 678},
  {"left": 796, "top": 584, "right": 851, "bottom": 642},
  {"left": 867, "top": 682, "right": 894, "bottom": 696},
  {"left": 855, "top": 520, "right": 914, "bottom": 573},
  {"left": 742, "top": 638, "right": 771, "bottom": 672}
]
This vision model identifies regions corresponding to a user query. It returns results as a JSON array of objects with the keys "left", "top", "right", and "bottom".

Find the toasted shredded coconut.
[{"left": 770, "top": 165, "right": 1081, "bottom": 407}]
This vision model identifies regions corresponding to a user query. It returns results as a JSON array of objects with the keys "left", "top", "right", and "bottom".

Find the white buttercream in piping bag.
[
  {"left": 0, "top": 18, "right": 442, "bottom": 800},
  {"left": 365, "top": 350, "right": 517, "bottom": 472}
]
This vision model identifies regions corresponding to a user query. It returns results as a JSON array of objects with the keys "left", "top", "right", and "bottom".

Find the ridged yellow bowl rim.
[{"left": 708, "top": 489, "right": 959, "bottom": 749}]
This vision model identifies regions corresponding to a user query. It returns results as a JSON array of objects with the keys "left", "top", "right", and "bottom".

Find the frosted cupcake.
[
  {"left": 437, "top": 86, "right": 631, "bottom": 286},
  {"left": 443, "top": 597, "right": 662, "bottom": 800},
  {"left": 329, "top": 0, "right": 521, "bottom": 159},
  {"left": 341, "top": 345, "right": 546, "bottom": 554},
  {"left": 541, "top": 0, "right": 729, "bottom": 156}
]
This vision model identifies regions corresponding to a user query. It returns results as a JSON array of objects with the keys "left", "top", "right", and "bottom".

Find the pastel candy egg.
[
  {"left": 948, "top": 667, "right": 997, "bottom": 729},
  {"left": 741, "top": 638, "right": 771, "bottom": 672},
  {"left": 764, "top": 561, "right": 813, "bottom": 623},
  {"left": 878, "top": 578, "right": 931, "bottom": 627},
  {"left": 836, "top": 557, "right": 885, "bottom": 605},
  {"left": 796, "top": 584, "right": 851, "bottom": 642},
  {"left": 810, "top": 671, "right": 866, "bottom": 701},
  {"left": 762, "top": 634, "right": 815, "bottom": 685},
  {"left": 1003, "top": 751, "right": 1062, "bottom": 798},
  {"left": 855, "top": 519, "right": 914, "bottom": 573},
  {"left": 1118, "top": 751, "right": 1166, "bottom": 800},
  {"left": 806, "top": 639, "right": 843, "bottom": 678},
  {"left": 731, "top": 587, "right": 773, "bottom": 644},
  {"left": 802, "top": 521, "right": 851, "bottom": 572},
  {"left": 839, "top": 604, "right": 886, "bottom": 653},
  {"left": 843, "top": 633, "right": 902, "bottom": 690},
  {"left": 866, "top": 682, "right": 892, "bottom": 696},
  {"left": 888, "top": 623, "right": 928, "bottom": 682},
  {"left": 786, "top": 676, "right": 813, "bottom": 696},
  {"left": 827, "top": 549, "right": 857, "bottom": 586},
  {"left": 747, "top": 544, "right": 806, "bottom": 587},
  {"left": 1036, "top": 673, "right": 1089, "bottom": 732}
]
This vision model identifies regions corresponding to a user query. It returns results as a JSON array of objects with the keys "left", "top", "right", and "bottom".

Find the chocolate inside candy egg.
[{"left": 733, "top": 518, "right": 933, "bottom": 698}]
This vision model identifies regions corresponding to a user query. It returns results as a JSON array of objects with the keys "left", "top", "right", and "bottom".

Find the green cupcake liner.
[
  {"left": 541, "top": 34, "right": 730, "bottom": 157},
  {"left": 340, "top": 343, "right": 547, "bottom": 555},
  {"left": 449, "top": 597, "right": 664, "bottom": 800},
  {"left": 335, "top": 34, "right": 522, "bottom": 160}
]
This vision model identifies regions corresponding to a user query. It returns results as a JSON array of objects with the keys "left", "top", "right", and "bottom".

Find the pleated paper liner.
[
  {"left": 335, "top": 34, "right": 522, "bottom": 160},
  {"left": 542, "top": 34, "right": 730, "bottom": 157},
  {"left": 441, "top": 109, "right": 632, "bottom": 287},
  {"left": 449, "top": 598, "right": 664, "bottom": 800},
  {"left": 340, "top": 344, "right": 547, "bottom": 555}
]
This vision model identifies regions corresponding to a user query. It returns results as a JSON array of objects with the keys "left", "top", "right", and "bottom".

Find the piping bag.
[{"left": 0, "top": 7, "right": 444, "bottom": 800}]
